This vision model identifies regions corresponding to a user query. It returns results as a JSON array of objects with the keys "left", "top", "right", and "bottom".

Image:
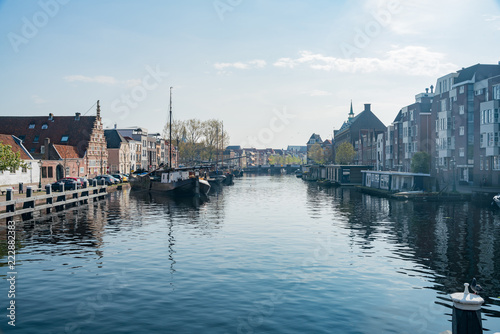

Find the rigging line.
[{"left": 82, "top": 101, "right": 97, "bottom": 116}]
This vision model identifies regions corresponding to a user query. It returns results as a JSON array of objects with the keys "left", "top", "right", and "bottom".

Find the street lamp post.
[
  {"left": 77, "top": 160, "right": 80, "bottom": 177},
  {"left": 38, "top": 160, "right": 42, "bottom": 189}
]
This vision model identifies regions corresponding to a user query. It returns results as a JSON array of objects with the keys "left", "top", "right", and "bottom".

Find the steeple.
[
  {"left": 348, "top": 100, "right": 354, "bottom": 121},
  {"left": 96, "top": 100, "right": 101, "bottom": 119}
]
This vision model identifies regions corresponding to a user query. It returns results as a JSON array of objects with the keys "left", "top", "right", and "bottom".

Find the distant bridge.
[{"left": 243, "top": 164, "right": 302, "bottom": 175}]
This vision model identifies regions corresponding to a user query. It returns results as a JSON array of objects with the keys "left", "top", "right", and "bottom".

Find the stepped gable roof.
[
  {"left": 104, "top": 129, "right": 127, "bottom": 149},
  {"left": 0, "top": 134, "right": 32, "bottom": 160},
  {"left": 53, "top": 144, "right": 80, "bottom": 159},
  {"left": 455, "top": 64, "right": 500, "bottom": 84},
  {"left": 0, "top": 115, "right": 97, "bottom": 158}
]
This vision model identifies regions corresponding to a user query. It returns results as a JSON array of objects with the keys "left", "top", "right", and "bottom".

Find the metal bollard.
[
  {"left": 45, "top": 184, "right": 52, "bottom": 214},
  {"left": 6, "top": 188, "right": 14, "bottom": 212},
  {"left": 450, "top": 283, "right": 484, "bottom": 334}
]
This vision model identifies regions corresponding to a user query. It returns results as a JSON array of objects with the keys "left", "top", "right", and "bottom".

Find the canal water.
[{"left": 1, "top": 175, "right": 500, "bottom": 333}]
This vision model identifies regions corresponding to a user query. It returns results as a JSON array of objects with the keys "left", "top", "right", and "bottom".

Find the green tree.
[
  {"left": 163, "top": 118, "right": 229, "bottom": 165},
  {"left": 335, "top": 142, "right": 355, "bottom": 165},
  {"left": 411, "top": 151, "right": 430, "bottom": 173},
  {"left": 308, "top": 143, "right": 326, "bottom": 164},
  {"left": 0, "top": 142, "right": 29, "bottom": 172}
]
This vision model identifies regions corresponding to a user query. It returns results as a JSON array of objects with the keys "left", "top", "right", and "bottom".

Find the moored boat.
[{"left": 130, "top": 169, "right": 210, "bottom": 196}]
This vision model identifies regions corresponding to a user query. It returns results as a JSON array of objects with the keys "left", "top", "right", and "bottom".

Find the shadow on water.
[{"left": 311, "top": 185, "right": 500, "bottom": 322}]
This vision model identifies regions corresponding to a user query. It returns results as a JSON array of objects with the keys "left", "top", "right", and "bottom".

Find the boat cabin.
[{"left": 362, "top": 170, "right": 432, "bottom": 192}]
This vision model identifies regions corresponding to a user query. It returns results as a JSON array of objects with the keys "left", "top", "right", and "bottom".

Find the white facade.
[{"left": 0, "top": 160, "right": 41, "bottom": 188}]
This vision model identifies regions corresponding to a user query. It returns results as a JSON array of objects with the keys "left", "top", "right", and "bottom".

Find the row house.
[
  {"left": 0, "top": 102, "right": 107, "bottom": 184},
  {"left": 384, "top": 89, "right": 433, "bottom": 171},
  {"left": 306, "top": 133, "right": 323, "bottom": 163},
  {"left": 104, "top": 129, "right": 131, "bottom": 174},
  {"left": 431, "top": 63, "right": 500, "bottom": 187},
  {"left": 116, "top": 127, "right": 149, "bottom": 170}
]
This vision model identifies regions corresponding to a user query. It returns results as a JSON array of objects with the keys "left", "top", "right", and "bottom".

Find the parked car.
[
  {"left": 95, "top": 175, "right": 119, "bottom": 185},
  {"left": 112, "top": 174, "right": 126, "bottom": 183},
  {"left": 51, "top": 178, "right": 81, "bottom": 191}
]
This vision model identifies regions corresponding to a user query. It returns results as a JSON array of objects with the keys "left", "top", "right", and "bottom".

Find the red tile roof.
[
  {"left": 0, "top": 134, "right": 32, "bottom": 160},
  {"left": 53, "top": 144, "right": 80, "bottom": 159},
  {"left": 0, "top": 115, "right": 97, "bottom": 159}
]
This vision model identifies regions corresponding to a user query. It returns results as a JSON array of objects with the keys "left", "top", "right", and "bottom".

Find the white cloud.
[
  {"left": 64, "top": 75, "right": 118, "bottom": 85},
  {"left": 31, "top": 95, "right": 48, "bottom": 104},
  {"left": 273, "top": 46, "right": 457, "bottom": 76},
  {"left": 214, "top": 59, "right": 267, "bottom": 70}
]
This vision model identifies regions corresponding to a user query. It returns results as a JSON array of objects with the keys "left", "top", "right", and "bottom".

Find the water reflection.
[{"left": 308, "top": 185, "right": 500, "bottom": 321}]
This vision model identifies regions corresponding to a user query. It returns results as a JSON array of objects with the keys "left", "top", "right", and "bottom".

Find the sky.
[{"left": 1, "top": 0, "right": 500, "bottom": 149}]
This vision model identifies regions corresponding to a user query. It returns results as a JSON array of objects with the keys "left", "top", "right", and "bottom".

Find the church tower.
[{"left": 348, "top": 100, "right": 355, "bottom": 121}]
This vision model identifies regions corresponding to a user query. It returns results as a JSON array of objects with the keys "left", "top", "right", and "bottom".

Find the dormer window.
[
  {"left": 42, "top": 123, "right": 48, "bottom": 129},
  {"left": 61, "top": 135, "right": 69, "bottom": 142},
  {"left": 33, "top": 135, "right": 39, "bottom": 143},
  {"left": 29, "top": 123, "right": 35, "bottom": 129}
]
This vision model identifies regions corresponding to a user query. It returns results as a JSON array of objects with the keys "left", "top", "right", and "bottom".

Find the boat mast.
[
  {"left": 215, "top": 123, "right": 219, "bottom": 171},
  {"left": 169, "top": 86, "right": 173, "bottom": 170},
  {"left": 221, "top": 121, "right": 224, "bottom": 169}
]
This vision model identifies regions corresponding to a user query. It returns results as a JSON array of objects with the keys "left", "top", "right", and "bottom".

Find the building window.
[
  {"left": 42, "top": 124, "right": 48, "bottom": 129},
  {"left": 459, "top": 86, "right": 465, "bottom": 94},
  {"left": 459, "top": 126, "right": 464, "bottom": 136},
  {"left": 493, "top": 84, "right": 500, "bottom": 100},
  {"left": 494, "top": 156, "right": 500, "bottom": 170},
  {"left": 33, "top": 135, "right": 39, "bottom": 143},
  {"left": 480, "top": 133, "right": 484, "bottom": 148},
  {"left": 486, "top": 159, "right": 490, "bottom": 170},
  {"left": 30, "top": 148, "right": 35, "bottom": 153},
  {"left": 42, "top": 166, "right": 47, "bottom": 178},
  {"left": 459, "top": 105, "right": 464, "bottom": 114},
  {"left": 41, "top": 146, "right": 45, "bottom": 154},
  {"left": 441, "top": 99, "right": 447, "bottom": 112},
  {"left": 29, "top": 123, "right": 35, "bottom": 129},
  {"left": 48, "top": 166, "right": 53, "bottom": 178},
  {"left": 475, "top": 89, "right": 483, "bottom": 96},
  {"left": 61, "top": 135, "right": 69, "bottom": 142},
  {"left": 459, "top": 147, "right": 465, "bottom": 157},
  {"left": 18, "top": 135, "right": 25, "bottom": 142}
]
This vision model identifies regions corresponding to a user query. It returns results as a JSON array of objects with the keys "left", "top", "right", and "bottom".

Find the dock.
[{"left": 0, "top": 182, "right": 108, "bottom": 222}]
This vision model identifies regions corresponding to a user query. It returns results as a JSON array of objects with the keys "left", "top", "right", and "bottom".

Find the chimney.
[
  {"left": 364, "top": 103, "right": 371, "bottom": 112},
  {"left": 44, "top": 137, "right": 50, "bottom": 160},
  {"left": 49, "top": 113, "right": 54, "bottom": 121},
  {"left": 114, "top": 123, "right": 117, "bottom": 129},
  {"left": 430, "top": 85, "right": 434, "bottom": 94},
  {"left": 425, "top": 88, "right": 429, "bottom": 94},
  {"left": 75, "top": 112, "right": 81, "bottom": 120},
  {"left": 96, "top": 100, "right": 101, "bottom": 119}
]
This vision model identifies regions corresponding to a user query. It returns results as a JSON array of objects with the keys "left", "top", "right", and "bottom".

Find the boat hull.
[{"left": 130, "top": 175, "right": 210, "bottom": 196}]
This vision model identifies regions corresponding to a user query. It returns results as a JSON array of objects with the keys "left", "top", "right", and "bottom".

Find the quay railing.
[{"left": 0, "top": 180, "right": 108, "bottom": 222}]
